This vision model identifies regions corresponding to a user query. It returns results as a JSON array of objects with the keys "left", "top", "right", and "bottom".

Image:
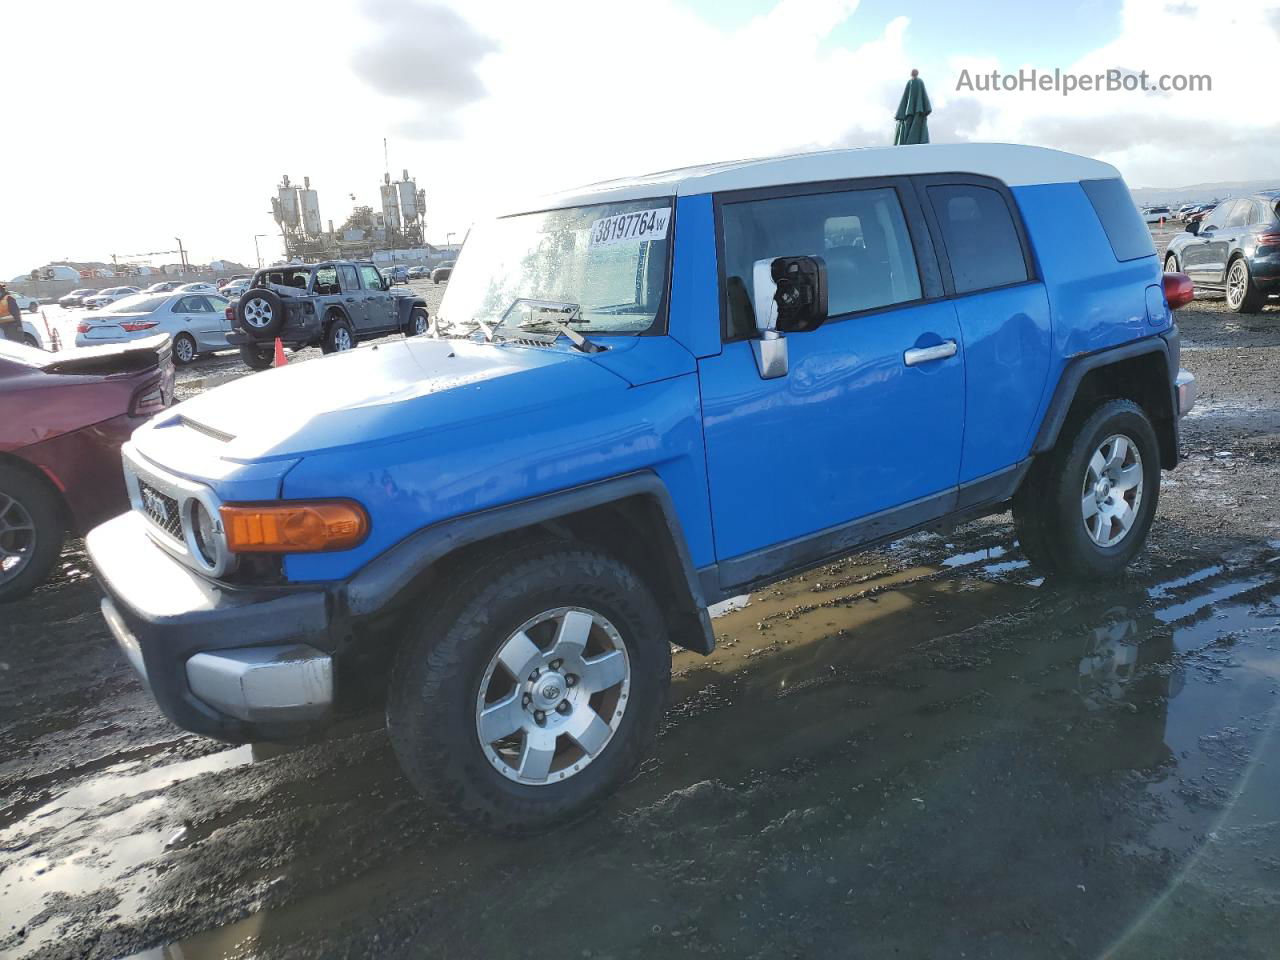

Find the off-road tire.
[
  {"left": 1013, "top": 399, "right": 1160, "bottom": 580},
  {"left": 386, "top": 538, "right": 671, "bottom": 833},
  {"left": 322, "top": 314, "right": 355, "bottom": 354},
  {"left": 0, "top": 463, "right": 66, "bottom": 604},
  {"left": 237, "top": 288, "right": 285, "bottom": 337},
  {"left": 238, "top": 344, "right": 274, "bottom": 370},
  {"left": 172, "top": 332, "right": 197, "bottom": 366},
  {"left": 1225, "top": 256, "right": 1264, "bottom": 313}
]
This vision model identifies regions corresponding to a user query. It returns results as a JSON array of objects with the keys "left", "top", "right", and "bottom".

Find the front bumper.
[{"left": 88, "top": 511, "right": 337, "bottom": 742}]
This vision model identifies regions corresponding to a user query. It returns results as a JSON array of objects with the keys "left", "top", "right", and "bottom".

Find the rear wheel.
[
  {"left": 387, "top": 539, "right": 671, "bottom": 833},
  {"left": 0, "top": 463, "right": 65, "bottom": 604},
  {"left": 1013, "top": 399, "right": 1160, "bottom": 580},
  {"left": 322, "top": 314, "right": 355, "bottom": 354},
  {"left": 238, "top": 344, "right": 274, "bottom": 370},
  {"left": 1163, "top": 253, "right": 1179, "bottom": 274},
  {"left": 26, "top": 301, "right": 39, "bottom": 314},
  {"left": 172, "top": 332, "right": 197, "bottom": 365},
  {"left": 1225, "top": 257, "right": 1264, "bottom": 313},
  {"left": 22, "top": 334, "right": 38, "bottom": 349}
]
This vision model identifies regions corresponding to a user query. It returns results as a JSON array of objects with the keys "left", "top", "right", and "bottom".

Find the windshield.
[
  {"left": 101, "top": 294, "right": 168, "bottom": 314},
  {"left": 438, "top": 198, "right": 671, "bottom": 336}
]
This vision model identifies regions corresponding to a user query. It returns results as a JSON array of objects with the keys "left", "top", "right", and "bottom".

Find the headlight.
[{"left": 190, "top": 499, "right": 220, "bottom": 566}]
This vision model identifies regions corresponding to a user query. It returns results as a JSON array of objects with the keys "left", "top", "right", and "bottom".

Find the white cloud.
[{"left": 1, "top": 0, "right": 1276, "bottom": 277}]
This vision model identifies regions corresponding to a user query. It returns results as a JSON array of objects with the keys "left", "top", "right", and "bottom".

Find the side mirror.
[
  {"left": 749, "top": 256, "right": 828, "bottom": 379},
  {"left": 1186, "top": 220, "right": 1200, "bottom": 236}
]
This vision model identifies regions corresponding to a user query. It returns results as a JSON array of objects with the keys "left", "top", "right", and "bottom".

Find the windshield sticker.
[{"left": 588, "top": 208, "right": 671, "bottom": 247}]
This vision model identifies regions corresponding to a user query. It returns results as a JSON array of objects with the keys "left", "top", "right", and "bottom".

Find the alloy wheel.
[
  {"left": 242, "top": 297, "right": 274, "bottom": 329},
  {"left": 334, "top": 327, "right": 353, "bottom": 350},
  {"left": 1226, "top": 261, "right": 1247, "bottom": 309},
  {"left": 175, "top": 337, "right": 195, "bottom": 363},
  {"left": 475, "top": 606, "right": 631, "bottom": 785},
  {"left": 1081, "top": 433, "right": 1144, "bottom": 548},
  {"left": 0, "top": 492, "right": 37, "bottom": 585}
]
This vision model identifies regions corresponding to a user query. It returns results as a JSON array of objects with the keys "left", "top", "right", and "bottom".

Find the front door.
[
  {"left": 697, "top": 180, "right": 965, "bottom": 580},
  {"left": 1181, "top": 200, "right": 1237, "bottom": 282},
  {"left": 335, "top": 265, "right": 366, "bottom": 327},
  {"left": 172, "top": 295, "right": 220, "bottom": 348},
  {"left": 359, "top": 264, "right": 395, "bottom": 332}
]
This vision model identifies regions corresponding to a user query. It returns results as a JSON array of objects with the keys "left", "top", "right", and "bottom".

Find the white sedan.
[
  {"left": 8, "top": 291, "right": 41, "bottom": 314},
  {"left": 83, "top": 286, "right": 141, "bottom": 310},
  {"left": 75, "top": 291, "right": 233, "bottom": 364},
  {"left": 173, "top": 282, "right": 221, "bottom": 295}
]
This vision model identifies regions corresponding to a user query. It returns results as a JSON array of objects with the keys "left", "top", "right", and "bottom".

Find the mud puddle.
[{"left": 10, "top": 539, "right": 1269, "bottom": 960}]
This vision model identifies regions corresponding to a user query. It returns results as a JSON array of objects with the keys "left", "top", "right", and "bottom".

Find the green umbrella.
[{"left": 894, "top": 69, "right": 931, "bottom": 145}]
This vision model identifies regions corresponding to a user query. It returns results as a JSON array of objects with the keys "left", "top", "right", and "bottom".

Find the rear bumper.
[
  {"left": 88, "top": 511, "right": 337, "bottom": 742},
  {"left": 1176, "top": 369, "right": 1197, "bottom": 417}
]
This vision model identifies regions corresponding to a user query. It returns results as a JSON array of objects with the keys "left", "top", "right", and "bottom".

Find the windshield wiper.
[{"left": 500, "top": 299, "right": 605, "bottom": 354}]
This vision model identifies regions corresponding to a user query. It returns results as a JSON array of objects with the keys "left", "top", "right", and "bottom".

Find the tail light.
[
  {"left": 76, "top": 320, "right": 91, "bottom": 334},
  {"left": 221, "top": 501, "right": 370, "bottom": 553},
  {"left": 120, "top": 320, "right": 159, "bottom": 332},
  {"left": 129, "top": 375, "right": 169, "bottom": 416},
  {"left": 1258, "top": 232, "right": 1280, "bottom": 247},
  {"left": 225, "top": 306, "right": 235, "bottom": 324},
  {"left": 1162, "top": 271, "right": 1195, "bottom": 310}
]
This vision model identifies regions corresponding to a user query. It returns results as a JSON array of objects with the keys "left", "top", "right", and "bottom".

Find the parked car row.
[{"left": 1163, "top": 191, "right": 1280, "bottom": 312}]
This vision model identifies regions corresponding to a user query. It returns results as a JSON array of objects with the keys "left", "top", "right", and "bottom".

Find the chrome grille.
[{"left": 138, "top": 480, "right": 182, "bottom": 542}]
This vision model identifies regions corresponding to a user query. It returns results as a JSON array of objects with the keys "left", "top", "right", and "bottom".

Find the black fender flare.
[
  {"left": 1032, "top": 327, "right": 1180, "bottom": 468},
  {"left": 341, "top": 471, "right": 715, "bottom": 655},
  {"left": 396, "top": 297, "right": 429, "bottom": 329}
]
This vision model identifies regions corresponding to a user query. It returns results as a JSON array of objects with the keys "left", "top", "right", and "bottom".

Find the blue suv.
[{"left": 87, "top": 144, "right": 1198, "bottom": 831}]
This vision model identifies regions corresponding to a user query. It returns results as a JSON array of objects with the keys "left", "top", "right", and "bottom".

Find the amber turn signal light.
[{"left": 220, "top": 501, "right": 369, "bottom": 553}]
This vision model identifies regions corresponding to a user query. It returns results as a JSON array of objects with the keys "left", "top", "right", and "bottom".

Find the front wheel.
[
  {"left": 1013, "top": 399, "right": 1161, "bottom": 580},
  {"left": 26, "top": 302, "right": 39, "bottom": 314},
  {"left": 410, "top": 307, "right": 430, "bottom": 336},
  {"left": 1163, "top": 253, "right": 1178, "bottom": 274},
  {"left": 387, "top": 539, "right": 671, "bottom": 833},
  {"left": 22, "top": 334, "right": 39, "bottom": 349}
]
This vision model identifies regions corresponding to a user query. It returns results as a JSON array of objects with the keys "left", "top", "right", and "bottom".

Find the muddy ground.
[{"left": 2, "top": 270, "right": 1279, "bottom": 959}]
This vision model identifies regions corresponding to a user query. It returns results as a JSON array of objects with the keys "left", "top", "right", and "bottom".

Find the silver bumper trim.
[
  {"left": 1175, "top": 368, "right": 1197, "bottom": 417},
  {"left": 102, "top": 598, "right": 148, "bottom": 682},
  {"left": 186, "top": 645, "right": 333, "bottom": 723}
]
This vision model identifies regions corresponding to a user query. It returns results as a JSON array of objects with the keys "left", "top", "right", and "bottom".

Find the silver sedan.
[{"left": 74, "top": 291, "right": 233, "bottom": 364}]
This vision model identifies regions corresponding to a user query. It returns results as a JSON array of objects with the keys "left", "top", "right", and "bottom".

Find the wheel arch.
[
  {"left": 343, "top": 472, "right": 715, "bottom": 656},
  {"left": 1032, "top": 335, "right": 1179, "bottom": 471}
]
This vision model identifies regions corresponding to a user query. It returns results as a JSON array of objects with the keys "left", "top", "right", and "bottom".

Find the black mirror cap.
[
  {"left": 1186, "top": 220, "right": 1200, "bottom": 236},
  {"left": 772, "top": 256, "right": 828, "bottom": 333}
]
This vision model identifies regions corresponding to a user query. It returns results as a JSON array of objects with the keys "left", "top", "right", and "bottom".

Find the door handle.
[{"left": 904, "top": 340, "right": 957, "bottom": 367}]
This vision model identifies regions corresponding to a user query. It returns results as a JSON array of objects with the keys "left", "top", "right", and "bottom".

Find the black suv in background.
[{"left": 1164, "top": 192, "right": 1280, "bottom": 312}]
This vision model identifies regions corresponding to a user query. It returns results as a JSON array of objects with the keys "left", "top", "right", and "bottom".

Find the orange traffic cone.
[{"left": 273, "top": 337, "right": 287, "bottom": 367}]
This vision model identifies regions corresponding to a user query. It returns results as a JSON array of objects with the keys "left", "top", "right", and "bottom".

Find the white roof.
[{"left": 513, "top": 143, "right": 1119, "bottom": 214}]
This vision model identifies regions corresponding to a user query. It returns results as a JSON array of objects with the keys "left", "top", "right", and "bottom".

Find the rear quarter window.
[{"left": 1080, "top": 178, "right": 1156, "bottom": 262}]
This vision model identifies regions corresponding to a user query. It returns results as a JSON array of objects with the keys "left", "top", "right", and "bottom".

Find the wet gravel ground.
[{"left": 3, "top": 270, "right": 1280, "bottom": 959}]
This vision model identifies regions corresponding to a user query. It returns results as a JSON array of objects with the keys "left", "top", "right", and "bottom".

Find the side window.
[
  {"left": 314, "top": 267, "right": 340, "bottom": 295},
  {"left": 173, "top": 296, "right": 198, "bottom": 313},
  {"left": 1080, "top": 177, "right": 1157, "bottom": 262},
  {"left": 927, "top": 184, "right": 1029, "bottom": 293},
  {"left": 1224, "top": 201, "right": 1252, "bottom": 229},
  {"left": 339, "top": 265, "right": 360, "bottom": 291},
  {"left": 359, "top": 265, "right": 384, "bottom": 290},
  {"left": 206, "top": 296, "right": 228, "bottom": 312},
  {"left": 1204, "top": 200, "right": 1236, "bottom": 231},
  {"left": 720, "top": 186, "right": 922, "bottom": 339}
]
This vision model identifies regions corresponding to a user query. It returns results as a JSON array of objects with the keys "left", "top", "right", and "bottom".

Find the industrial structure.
[{"left": 272, "top": 169, "right": 430, "bottom": 263}]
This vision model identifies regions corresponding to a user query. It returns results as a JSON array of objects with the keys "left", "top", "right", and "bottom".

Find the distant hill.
[{"left": 1130, "top": 179, "right": 1280, "bottom": 206}]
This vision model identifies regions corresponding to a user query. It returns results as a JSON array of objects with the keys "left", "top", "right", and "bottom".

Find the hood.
[{"left": 140, "top": 337, "right": 630, "bottom": 463}]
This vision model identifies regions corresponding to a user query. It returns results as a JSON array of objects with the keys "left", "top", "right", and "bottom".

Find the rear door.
[
  {"left": 914, "top": 176, "right": 1052, "bottom": 484},
  {"left": 359, "top": 264, "right": 396, "bottom": 332}
]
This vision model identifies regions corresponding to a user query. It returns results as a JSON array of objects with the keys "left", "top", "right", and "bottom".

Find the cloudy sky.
[{"left": 3, "top": 0, "right": 1277, "bottom": 277}]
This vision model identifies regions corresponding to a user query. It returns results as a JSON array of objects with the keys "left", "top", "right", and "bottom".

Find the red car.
[{"left": 0, "top": 336, "right": 174, "bottom": 601}]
